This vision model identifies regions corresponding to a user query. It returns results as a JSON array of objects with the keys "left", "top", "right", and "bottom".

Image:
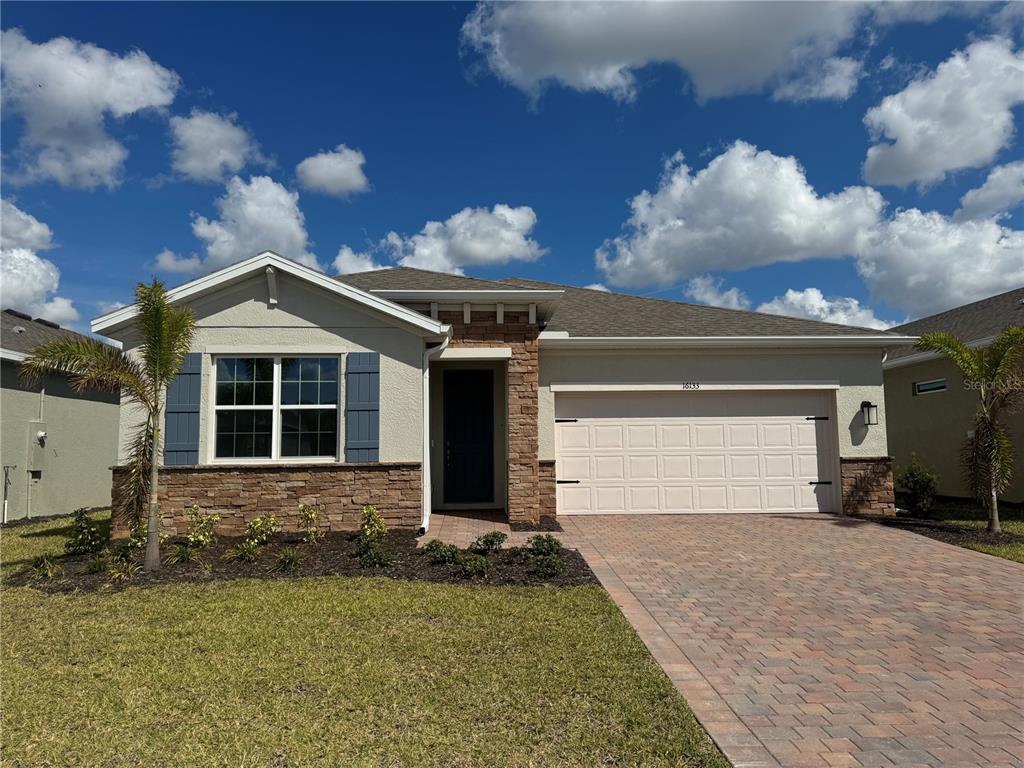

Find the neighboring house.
[
  {"left": 0, "top": 309, "right": 120, "bottom": 522},
  {"left": 884, "top": 287, "right": 1024, "bottom": 504},
  {"left": 91, "top": 252, "right": 914, "bottom": 537}
]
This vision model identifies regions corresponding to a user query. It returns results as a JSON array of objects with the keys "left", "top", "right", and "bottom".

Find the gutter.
[
  {"left": 538, "top": 333, "right": 918, "bottom": 350},
  {"left": 419, "top": 335, "right": 450, "bottom": 533},
  {"left": 882, "top": 334, "right": 996, "bottom": 370}
]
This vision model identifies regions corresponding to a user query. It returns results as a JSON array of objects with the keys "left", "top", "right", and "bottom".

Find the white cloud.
[
  {"left": 0, "top": 28, "right": 180, "bottom": 189},
  {"left": 333, "top": 245, "right": 386, "bottom": 274},
  {"left": 170, "top": 110, "right": 266, "bottom": 183},
  {"left": 296, "top": 145, "right": 370, "bottom": 199},
  {"left": 685, "top": 275, "right": 751, "bottom": 310},
  {"left": 954, "top": 161, "right": 1024, "bottom": 221},
  {"left": 863, "top": 38, "right": 1024, "bottom": 187},
  {"left": 755, "top": 288, "right": 892, "bottom": 330},
  {"left": 772, "top": 56, "right": 862, "bottom": 102},
  {"left": 380, "top": 204, "right": 544, "bottom": 274},
  {"left": 96, "top": 299, "right": 127, "bottom": 314},
  {"left": 583, "top": 283, "right": 609, "bottom": 292},
  {"left": 597, "top": 142, "right": 883, "bottom": 288},
  {"left": 154, "top": 248, "right": 202, "bottom": 274},
  {"left": 1, "top": 199, "right": 54, "bottom": 251}
]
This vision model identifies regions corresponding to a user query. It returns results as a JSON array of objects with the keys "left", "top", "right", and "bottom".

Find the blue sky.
[{"left": 1, "top": 2, "right": 1022, "bottom": 333}]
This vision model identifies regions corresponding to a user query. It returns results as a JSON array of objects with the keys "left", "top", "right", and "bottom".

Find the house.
[
  {"left": 91, "top": 252, "right": 915, "bottom": 537},
  {"left": 0, "top": 309, "right": 120, "bottom": 523},
  {"left": 884, "top": 287, "right": 1024, "bottom": 504}
]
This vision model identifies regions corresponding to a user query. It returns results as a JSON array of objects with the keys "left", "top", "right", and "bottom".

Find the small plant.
[
  {"left": 897, "top": 453, "right": 940, "bottom": 516},
  {"left": 128, "top": 522, "right": 169, "bottom": 550},
  {"left": 223, "top": 540, "right": 261, "bottom": 563},
  {"left": 469, "top": 531, "right": 507, "bottom": 556},
  {"left": 165, "top": 543, "right": 198, "bottom": 565},
  {"left": 108, "top": 557, "right": 142, "bottom": 583},
  {"left": 357, "top": 538, "right": 393, "bottom": 568},
  {"left": 359, "top": 504, "right": 387, "bottom": 541},
  {"left": 456, "top": 552, "right": 490, "bottom": 579},
  {"left": 423, "top": 539, "right": 460, "bottom": 565},
  {"left": 527, "top": 534, "right": 562, "bottom": 557},
  {"left": 530, "top": 553, "right": 564, "bottom": 578},
  {"left": 245, "top": 514, "right": 280, "bottom": 546},
  {"left": 30, "top": 554, "right": 61, "bottom": 580},
  {"left": 65, "top": 507, "right": 105, "bottom": 555},
  {"left": 86, "top": 549, "right": 112, "bottom": 574},
  {"left": 269, "top": 546, "right": 304, "bottom": 573},
  {"left": 185, "top": 504, "right": 220, "bottom": 548},
  {"left": 298, "top": 503, "right": 324, "bottom": 544}
]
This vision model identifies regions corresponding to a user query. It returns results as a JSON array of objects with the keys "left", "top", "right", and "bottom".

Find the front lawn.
[
  {"left": 886, "top": 497, "right": 1024, "bottom": 563},
  {"left": 1, "top": 513, "right": 727, "bottom": 768}
]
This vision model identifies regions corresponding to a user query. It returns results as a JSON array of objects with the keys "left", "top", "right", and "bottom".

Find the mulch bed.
[
  {"left": 11, "top": 529, "right": 597, "bottom": 594},
  {"left": 509, "top": 517, "right": 563, "bottom": 532},
  {"left": 875, "top": 515, "right": 1024, "bottom": 549}
]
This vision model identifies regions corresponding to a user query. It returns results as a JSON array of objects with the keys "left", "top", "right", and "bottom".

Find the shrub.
[
  {"left": 86, "top": 549, "right": 112, "bottom": 574},
  {"left": 245, "top": 514, "right": 280, "bottom": 546},
  {"left": 185, "top": 504, "right": 219, "bottom": 548},
  {"left": 897, "top": 453, "right": 939, "bottom": 515},
  {"left": 298, "top": 503, "right": 324, "bottom": 544},
  {"left": 423, "top": 539, "right": 460, "bottom": 565},
  {"left": 30, "top": 554, "right": 61, "bottom": 580},
  {"left": 108, "top": 558, "right": 142, "bottom": 583},
  {"left": 65, "top": 508, "right": 105, "bottom": 555},
  {"left": 527, "top": 534, "right": 562, "bottom": 557},
  {"left": 165, "top": 543, "right": 197, "bottom": 565},
  {"left": 359, "top": 504, "right": 387, "bottom": 542},
  {"left": 456, "top": 552, "right": 490, "bottom": 579},
  {"left": 223, "top": 540, "right": 261, "bottom": 563},
  {"left": 357, "top": 538, "right": 392, "bottom": 568},
  {"left": 469, "top": 531, "right": 507, "bottom": 556},
  {"left": 128, "top": 522, "right": 169, "bottom": 550},
  {"left": 269, "top": 546, "right": 304, "bottom": 573},
  {"left": 530, "top": 553, "right": 564, "bottom": 578}
]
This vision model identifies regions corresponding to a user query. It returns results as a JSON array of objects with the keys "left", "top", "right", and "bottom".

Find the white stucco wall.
[
  {"left": 112, "top": 273, "right": 425, "bottom": 465},
  {"left": 538, "top": 348, "right": 888, "bottom": 461}
]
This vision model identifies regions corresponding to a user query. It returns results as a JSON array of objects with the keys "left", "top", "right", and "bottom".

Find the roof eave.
[{"left": 539, "top": 333, "right": 918, "bottom": 350}]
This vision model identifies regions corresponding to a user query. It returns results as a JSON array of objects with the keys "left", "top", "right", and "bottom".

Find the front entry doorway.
[{"left": 443, "top": 369, "right": 495, "bottom": 503}]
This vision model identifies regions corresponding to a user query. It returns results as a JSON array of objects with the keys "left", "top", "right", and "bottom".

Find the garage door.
[{"left": 555, "top": 391, "right": 838, "bottom": 514}]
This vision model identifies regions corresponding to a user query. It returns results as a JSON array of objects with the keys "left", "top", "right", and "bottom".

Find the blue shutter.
[
  {"left": 346, "top": 352, "right": 380, "bottom": 462},
  {"left": 164, "top": 353, "right": 201, "bottom": 465}
]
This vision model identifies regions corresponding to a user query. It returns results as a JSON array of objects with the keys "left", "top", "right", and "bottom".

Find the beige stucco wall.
[
  {"left": 885, "top": 357, "right": 1024, "bottom": 503},
  {"left": 1, "top": 360, "right": 119, "bottom": 520},
  {"left": 538, "top": 348, "right": 888, "bottom": 461},
  {"left": 111, "top": 272, "right": 426, "bottom": 465}
]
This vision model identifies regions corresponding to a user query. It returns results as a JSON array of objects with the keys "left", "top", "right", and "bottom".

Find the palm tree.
[
  {"left": 916, "top": 326, "right": 1024, "bottom": 533},
  {"left": 21, "top": 281, "right": 195, "bottom": 570}
]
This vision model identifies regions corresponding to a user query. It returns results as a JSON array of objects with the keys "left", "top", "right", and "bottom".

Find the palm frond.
[
  {"left": 134, "top": 280, "right": 197, "bottom": 388},
  {"left": 988, "top": 325, "right": 1024, "bottom": 385},
  {"left": 916, "top": 332, "right": 984, "bottom": 383},
  {"left": 961, "top": 418, "right": 1017, "bottom": 501},
  {"left": 20, "top": 337, "right": 152, "bottom": 407},
  {"left": 114, "top": 420, "right": 154, "bottom": 526}
]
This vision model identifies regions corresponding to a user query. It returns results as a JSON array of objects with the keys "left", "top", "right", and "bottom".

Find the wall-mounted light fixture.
[{"left": 860, "top": 401, "right": 879, "bottom": 426}]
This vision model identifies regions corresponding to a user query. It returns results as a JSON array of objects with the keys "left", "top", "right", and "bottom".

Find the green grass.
[
  {"left": 916, "top": 499, "right": 1024, "bottom": 563},
  {"left": 1, "top": 514, "right": 727, "bottom": 768}
]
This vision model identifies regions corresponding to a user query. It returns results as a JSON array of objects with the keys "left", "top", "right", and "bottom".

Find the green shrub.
[
  {"left": 897, "top": 453, "right": 939, "bottom": 515},
  {"left": 164, "top": 543, "right": 197, "bottom": 565},
  {"left": 456, "top": 553, "right": 490, "bottom": 579},
  {"left": 108, "top": 558, "right": 141, "bottom": 583},
  {"left": 298, "top": 503, "right": 324, "bottom": 544},
  {"left": 127, "top": 522, "right": 169, "bottom": 550},
  {"left": 530, "top": 553, "right": 564, "bottom": 578},
  {"left": 269, "top": 546, "right": 304, "bottom": 573},
  {"left": 65, "top": 508, "right": 105, "bottom": 555},
  {"left": 359, "top": 504, "right": 387, "bottom": 541},
  {"left": 469, "top": 531, "right": 507, "bottom": 556},
  {"left": 223, "top": 540, "right": 261, "bottom": 563},
  {"left": 185, "top": 504, "right": 219, "bottom": 548},
  {"left": 245, "top": 514, "right": 280, "bottom": 545},
  {"left": 86, "top": 549, "right": 112, "bottom": 574},
  {"left": 527, "top": 534, "right": 562, "bottom": 557},
  {"left": 30, "top": 554, "right": 61, "bottom": 580},
  {"left": 357, "top": 538, "right": 392, "bottom": 568},
  {"left": 422, "top": 539, "right": 459, "bottom": 565}
]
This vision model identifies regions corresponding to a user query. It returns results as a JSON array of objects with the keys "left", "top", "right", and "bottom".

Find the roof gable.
[{"left": 1, "top": 309, "right": 96, "bottom": 358}]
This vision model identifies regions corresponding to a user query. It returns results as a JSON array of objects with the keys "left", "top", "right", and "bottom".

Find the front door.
[{"left": 443, "top": 369, "right": 494, "bottom": 503}]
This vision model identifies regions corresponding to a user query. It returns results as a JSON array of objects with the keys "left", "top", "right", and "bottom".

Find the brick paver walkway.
[{"left": 560, "top": 514, "right": 1024, "bottom": 768}]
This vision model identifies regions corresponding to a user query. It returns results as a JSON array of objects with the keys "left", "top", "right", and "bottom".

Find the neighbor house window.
[
  {"left": 213, "top": 356, "right": 340, "bottom": 460},
  {"left": 913, "top": 378, "right": 947, "bottom": 395}
]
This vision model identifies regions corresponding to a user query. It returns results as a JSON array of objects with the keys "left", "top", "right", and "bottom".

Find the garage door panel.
[
  {"left": 594, "top": 456, "right": 625, "bottom": 480},
  {"left": 730, "top": 454, "right": 760, "bottom": 479},
  {"left": 764, "top": 454, "right": 795, "bottom": 478},
  {"left": 663, "top": 455, "right": 692, "bottom": 479},
  {"left": 558, "top": 425, "right": 590, "bottom": 450},
  {"left": 595, "top": 487, "right": 626, "bottom": 512},
  {"left": 766, "top": 485, "right": 797, "bottom": 510},
  {"left": 695, "top": 454, "right": 727, "bottom": 479},
  {"left": 662, "top": 424, "right": 690, "bottom": 448},
  {"left": 629, "top": 455, "right": 659, "bottom": 479},
  {"left": 727, "top": 423, "right": 759, "bottom": 448},
  {"left": 762, "top": 424, "right": 794, "bottom": 447},
  {"left": 629, "top": 486, "right": 660, "bottom": 511},
  {"left": 558, "top": 485, "right": 591, "bottom": 513},
  {"left": 594, "top": 425, "right": 624, "bottom": 449},
  {"left": 627, "top": 424, "right": 657, "bottom": 449},
  {"left": 664, "top": 486, "right": 694, "bottom": 511},
  {"left": 797, "top": 453, "right": 820, "bottom": 478},
  {"left": 695, "top": 424, "right": 725, "bottom": 448},
  {"left": 731, "top": 486, "right": 763, "bottom": 511},
  {"left": 697, "top": 486, "right": 729, "bottom": 511}
]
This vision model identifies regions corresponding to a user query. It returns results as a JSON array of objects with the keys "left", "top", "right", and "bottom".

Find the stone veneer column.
[{"left": 840, "top": 457, "right": 896, "bottom": 516}]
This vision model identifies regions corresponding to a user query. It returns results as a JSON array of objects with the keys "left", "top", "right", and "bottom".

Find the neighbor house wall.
[
  {"left": 885, "top": 357, "right": 1024, "bottom": 503},
  {"left": 1, "top": 361, "right": 119, "bottom": 521}
]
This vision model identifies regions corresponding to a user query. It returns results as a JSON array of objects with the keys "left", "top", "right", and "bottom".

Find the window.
[
  {"left": 913, "top": 378, "right": 947, "bottom": 396},
  {"left": 213, "top": 356, "right": 340, "bottom": 460}
]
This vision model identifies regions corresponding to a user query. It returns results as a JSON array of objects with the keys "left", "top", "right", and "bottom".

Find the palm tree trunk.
[
  {"left": 989, "top": 472, "right": 1001, "bottom": 534},
  {"left": 144, "top": 408, "right": 162, "bottom": 571}
]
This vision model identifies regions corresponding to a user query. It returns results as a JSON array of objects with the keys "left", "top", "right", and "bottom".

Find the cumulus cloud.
[
  {"left": 170, "top": 110, "right": 267, "bottom": 183},
  {"left": 583, "top": 283, "right": 609, "bottom": 292},
  {"left": 333, "top": 245, "right": 386, "bottom": 274},
  {"left": 685, "top": 275, "right": 751, "bottom": 310},
  {"left": 296, "top": 145, "right": 370, "bottom": 199},
  {"left": 597, "top": 142, "right": 883, "bottom": 287},
  {"left": 0, "top": 28, "right": 180, "bottom": 189},
  {"left": 755, "top": 288, "right": 892, "bottom": 330},
  {"left": 156, "top": 176, "right": 318, "bottom": 275},
  {"left": 772, "top": 56, "right": 862, "bottom": 102},
  {"left": 599, "top": 141, "right": 1023, "bottom": 319},
  {"left": 1, "top": 199, "right": 54, "bottom": 251},
  {"left": 955, "top": 161, "right": 1024, "bottom": 221},
  {"left": 863, "top": 38, "right": 1024, "bottom": 187}
]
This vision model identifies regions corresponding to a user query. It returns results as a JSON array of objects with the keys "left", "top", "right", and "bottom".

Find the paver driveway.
[{"left": 562, "top": 514, "right": 1024, "bottom": 768}]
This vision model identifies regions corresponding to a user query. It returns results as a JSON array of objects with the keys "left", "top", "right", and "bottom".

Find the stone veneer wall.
[
  {"left": 438, "top": 310, "right": 540, "bottom": 525},
  {"left": 539, "top": 460, "right": 556, "bottom": 521},
  {"left": 110, "top": 462, "right": 421, "bottom": 538},
  {"left": 840, "top": 457, "right": 896, "bottom": 517}
]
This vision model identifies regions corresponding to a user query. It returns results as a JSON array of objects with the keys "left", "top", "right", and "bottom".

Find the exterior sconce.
[{"left": 860, "top": 401, "right": 878, "bottom": 426}]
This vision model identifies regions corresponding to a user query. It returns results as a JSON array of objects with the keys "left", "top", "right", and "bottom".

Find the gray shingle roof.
[
  {"left": 1, "top": 309, "right": 93, "bottom": 356},
  {"left": 335, "top": 267, "right": 899, "bottom": 337},
  {"left": 886, "top": 286, "right": 1024, "bottom": 360}
]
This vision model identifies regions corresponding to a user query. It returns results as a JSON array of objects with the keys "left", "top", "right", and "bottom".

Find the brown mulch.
[
  {"left": 509, "top": 517, "right": 563, "bottom": 532},
  {"left": 875, "top": 515, "right": 1024, "bottom": 549},
  {"left": 11, "top": 530, "right": 596, "bottom": 594}
]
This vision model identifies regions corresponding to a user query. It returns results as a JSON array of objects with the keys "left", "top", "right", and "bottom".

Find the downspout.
[{"left": 420, "top": 335, "right": 450, "bottom": 534}]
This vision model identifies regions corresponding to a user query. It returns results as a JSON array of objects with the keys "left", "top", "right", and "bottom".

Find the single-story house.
[
  {"left": 884, "top": 287, "right": 1024, "bottom": 504},
  {"left": 92, "top": 252, "right": 915, "bottom": 537},
  {"left": 1, "top": 309, "right": 120, "bottom": 522}
]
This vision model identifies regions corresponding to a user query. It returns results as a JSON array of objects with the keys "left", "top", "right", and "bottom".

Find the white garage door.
[{"left": 555, "top": 391, "right": 838, "bottom": 515}]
